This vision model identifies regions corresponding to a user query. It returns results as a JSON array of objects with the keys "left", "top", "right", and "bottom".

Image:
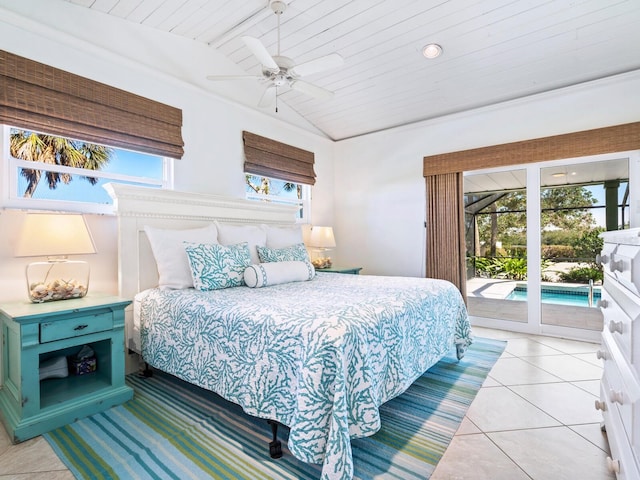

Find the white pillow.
[
  {"left": 244, "top": 261, "right": 315, "bottom": 288},
  {"left": 144, "top": 224, "right": 218, "bottom": 289},
  {"left": 215, "top": 221, "right": 266, "bottom": 265},
  {"left": 262, "top": 224, "right": 304, "bottom": 248}
]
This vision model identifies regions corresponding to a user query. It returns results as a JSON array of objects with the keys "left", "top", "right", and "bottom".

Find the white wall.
[
  {"left": 0, "top": 0, "right": 335, "bottom": 302},
  {"left": 333, "top": 71, "right": 640, "bottom": 277}
]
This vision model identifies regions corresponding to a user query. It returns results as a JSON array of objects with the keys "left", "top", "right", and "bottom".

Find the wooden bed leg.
[{"left": 267, "top": 420, "right": 282, "bottom": 459}]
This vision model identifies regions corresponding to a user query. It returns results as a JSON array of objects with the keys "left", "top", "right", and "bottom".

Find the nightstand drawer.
[{"left": 40, "top": 312, "right": 113, "bottom": 343}]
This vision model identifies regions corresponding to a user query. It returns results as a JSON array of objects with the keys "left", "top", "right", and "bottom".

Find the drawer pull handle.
[
  {"left": 609, "top": 389, "right": 624, "bottom": 405},
  {"left": 596, "top": 253, "right": 609, "bottom": 266},
  {"left": 73, "top": 324, "right": 89, "bottom": 331},
  {"left": 608, "top": 321, "right": 623, "bottom": 334},
  {"left": 596, "top": 350, "right": 608, "bottom": 360},
  {"left": 594, "top": 400, "right": 606, "bottom": 411},
  {"left": 609, "top": 259, "right": 623, "bottom": 273},
  {"left": 606, "top": 456, "right": 620, "bottom": 474},
  {"left": 597, "top": 299, "right": 608, "bottom": 309}
]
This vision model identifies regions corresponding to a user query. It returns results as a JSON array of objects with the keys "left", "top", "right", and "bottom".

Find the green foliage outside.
[
  {"left": 466, "top": 184, "right": 607, "bottom": 284},
  {"left": 559, "top": 266, "right": 604, "bottom": 284},
  {"left": 469, "top": 256, "right": 552, "bottom": 281}
]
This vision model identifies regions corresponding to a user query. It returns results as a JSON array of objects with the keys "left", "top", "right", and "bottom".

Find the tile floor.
[
  {"left": 0, "top": 326, "right": 613, "bottom": 479},
  {"left": 432, "top": 326, "right": 614, "bottom": 480}
]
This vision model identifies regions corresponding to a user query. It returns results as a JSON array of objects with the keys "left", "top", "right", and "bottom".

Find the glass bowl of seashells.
[{"left": 26, "top": 260, "right": 89, "bottom": 303}]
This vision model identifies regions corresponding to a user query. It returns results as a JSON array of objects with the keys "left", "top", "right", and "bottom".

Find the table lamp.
[
  {"left": 308, "top": 226, "right": 336, "bottom": 269},
  {"left": 15, "top": 213, "right": 96, "bottom": 303}
]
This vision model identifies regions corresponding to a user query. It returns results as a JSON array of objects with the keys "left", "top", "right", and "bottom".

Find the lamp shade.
[
  {"left": 308, "top": 226, "right": 336, "bottom": 249},
  {"left": 15, "top": 213, "right": 96, "bottom": 257}
]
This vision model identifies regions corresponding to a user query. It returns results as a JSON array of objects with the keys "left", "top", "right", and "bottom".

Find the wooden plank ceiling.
[{"left": 65, "top": 0, "right": 640, "bottom": 141}]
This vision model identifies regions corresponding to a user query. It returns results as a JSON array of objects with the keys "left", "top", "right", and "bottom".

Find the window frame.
[{"left": 1, "top": 125, "right": 173, "bottom": 215}]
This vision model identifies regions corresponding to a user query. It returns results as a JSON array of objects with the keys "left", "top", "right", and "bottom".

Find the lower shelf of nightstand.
[{"left": 0, "top": 383, "right": 133, "bottom": 443}]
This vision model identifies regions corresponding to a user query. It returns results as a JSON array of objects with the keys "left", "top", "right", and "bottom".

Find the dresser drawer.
[
  {"left": 611, "top": 244, "right": 640, "bottom": 296},
  {"left": 40, "top": 311, "right": 114, "bottom": 343},
  {"left": 602, "top": 351, "right": 635, "bottom": 447},
  {"left": 602, "top": 278, "right": 640, "bottom": 366},
  {"left": 601, "top": 287, "right": 633, "bottom": 361},
  {"left": 601, "top": 380, "right": 640, "bottom": 480}
]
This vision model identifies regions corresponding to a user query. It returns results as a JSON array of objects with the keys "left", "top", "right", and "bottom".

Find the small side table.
[
  {"left": 317, "top": 266, "right": 363, "bottom": 275},
  {"left": 0, "top": 295, "right": 133, "bottom": 443}
]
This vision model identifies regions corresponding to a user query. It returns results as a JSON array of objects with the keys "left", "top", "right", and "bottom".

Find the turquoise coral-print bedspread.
[{"left": 137, "top": 272, "right": 471, "bottom": 479}]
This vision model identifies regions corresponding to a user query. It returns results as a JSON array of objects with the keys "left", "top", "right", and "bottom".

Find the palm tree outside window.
[
  {"left": 245, "top": 173, "right": 310, "bottom": 222},
  {"left": 3, "top": 126, "right": 168, "bottom": 214}
]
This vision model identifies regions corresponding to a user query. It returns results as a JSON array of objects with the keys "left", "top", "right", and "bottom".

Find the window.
[
  {"left": 2, "top": 126, "right": 171, "bottom": 214},
  {"left": 245, "top": 173, "right": 310, "bottom": 222}
]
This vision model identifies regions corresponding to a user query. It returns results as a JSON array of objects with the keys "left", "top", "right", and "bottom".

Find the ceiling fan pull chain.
[{"left": 275, "top": 86, "right": 279, "bottom": 113}]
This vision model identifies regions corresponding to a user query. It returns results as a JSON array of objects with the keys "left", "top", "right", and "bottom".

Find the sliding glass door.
[
  {"left": 465, "top": 169, "right": 528, "bottom": 324},
  {"left": 539, "top": 159, "right": 628, "bottom": 331},
  {"left": 464, "top": 152, "right": 635, "bottom": 340}
]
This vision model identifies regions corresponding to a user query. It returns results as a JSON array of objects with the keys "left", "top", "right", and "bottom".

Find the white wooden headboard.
[{"left": 105, "top": 183, "right": 299, "bottom": 301}]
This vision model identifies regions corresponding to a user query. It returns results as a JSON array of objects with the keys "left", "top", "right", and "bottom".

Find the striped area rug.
[{"left": 44, "top": 337, "right": 505, "bottom": 480}]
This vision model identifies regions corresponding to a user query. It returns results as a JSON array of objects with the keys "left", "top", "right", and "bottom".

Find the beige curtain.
[
  {"left": 243, "top": 131, "right": 316, "bottom": 185},
  {"left": 0, "top": 50, "right": 184, "bottom": 158},
  {"left": 425, "top": 172, "right": 467, "bottom": 302}
]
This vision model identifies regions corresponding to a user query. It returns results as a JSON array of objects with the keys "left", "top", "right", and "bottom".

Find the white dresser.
[{"left": 597, "top": 228, "right": 640, "bottom": 479}]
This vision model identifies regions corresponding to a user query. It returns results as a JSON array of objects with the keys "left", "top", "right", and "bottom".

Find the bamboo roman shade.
[
  {"left": 0, "top": 50, "right": 184, "bottom": 158},
  {"left": 423, "top": 121, "right": 640, "bottom": 176},
  {"left": 243, "top": 131, "right": 316, "bottom": 185}
]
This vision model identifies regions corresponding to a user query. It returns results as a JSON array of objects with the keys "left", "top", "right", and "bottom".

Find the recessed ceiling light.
[
  {"left": 422, "top": 43, "right": 442, "bottom": 59},
  {"left": 551, "top": 172, "right": 566, "bottom": 178}
]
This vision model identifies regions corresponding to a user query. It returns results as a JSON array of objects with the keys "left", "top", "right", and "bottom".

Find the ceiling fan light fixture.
[
  {"left": 270, "top": 1, "right": 287, "bottom": 15},
  {"left": 422, "top": 43, "right": 442, "bottom": 59}
]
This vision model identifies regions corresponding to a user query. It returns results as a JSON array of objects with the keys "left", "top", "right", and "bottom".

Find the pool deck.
[
  {"left": 467, "top": 278, "right": 519, "bottom": 299},
  {"left": 466, "top": 277, "right": 604, "bottom": 331},
  {"left": 467, "top": 278, "right": 602, "bottom": 300}
]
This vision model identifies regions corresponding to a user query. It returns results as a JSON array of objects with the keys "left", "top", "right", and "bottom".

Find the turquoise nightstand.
[
  {"left": 0, "top": 295, "right": 133, "bottom": 443},
  {"left": 317, "top": 266, "right": 363, "bottom": 274}
]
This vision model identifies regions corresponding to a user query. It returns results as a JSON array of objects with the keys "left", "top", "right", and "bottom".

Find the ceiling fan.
[{"left": 207, "top": 0, "right": 343, "bottom": 109}]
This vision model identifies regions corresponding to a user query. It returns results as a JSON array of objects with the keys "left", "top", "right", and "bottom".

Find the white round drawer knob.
[
  {"left": 594, "top": 400, "right": 606, "bottom": 411},
  {"left": 596, "top": 350, "right": 609, "bottom": 360},
  {"left": 596, "top": 253, "right": 609, "bottom": 266},
  {"left": 609, "top": 321, "right": 623, "bottom": 334},
  {"left": 609, "top": 389, "right": 624, "bottom": 405},
  {"left": 597, "top": 299, "right": 608, "bottom": 309},
  {"left": 606, "top": 456, "right": 620, "bottom": 474}
]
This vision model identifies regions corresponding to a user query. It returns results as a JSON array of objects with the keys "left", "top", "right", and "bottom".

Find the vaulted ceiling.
[{"left": 65, "top": 0, "right": 640, "bottom": 141}]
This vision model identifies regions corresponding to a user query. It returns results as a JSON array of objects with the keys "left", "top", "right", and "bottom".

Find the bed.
[{"left": 106, "top": 184, "right": 472, "bottom": 480}]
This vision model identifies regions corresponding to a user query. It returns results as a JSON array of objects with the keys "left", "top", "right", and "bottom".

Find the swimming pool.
[{"left": 507, "top": 286, "right": 601, "bottom": 308}]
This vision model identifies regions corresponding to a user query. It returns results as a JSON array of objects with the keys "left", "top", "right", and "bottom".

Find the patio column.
[{"left": 604, "top": 180, "right": 620, "bottom": 231}]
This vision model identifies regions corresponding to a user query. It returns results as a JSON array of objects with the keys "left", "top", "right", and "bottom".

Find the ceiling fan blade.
[
  {"left": 290, "top": 53, "right": 343, "bottom": 77},
  {"left": 258, "top": 86, "right": 277, "bottom": 107},
  {"left": 206, "top": 74, "right": 263, "bottom": 81},
  {"left": 290, "top": 80, "right": 334, "bottom": 100},
  {"left": 242, "top": 36, "right": 279, "bottom": 71}
]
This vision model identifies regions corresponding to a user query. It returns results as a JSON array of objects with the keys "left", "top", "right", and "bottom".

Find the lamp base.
[
  {"left": 311, "top": 249, "right": 333, "bottom": 269},
  {"left": 26, "top": 260, "right": 90, "bottom": 303}
]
